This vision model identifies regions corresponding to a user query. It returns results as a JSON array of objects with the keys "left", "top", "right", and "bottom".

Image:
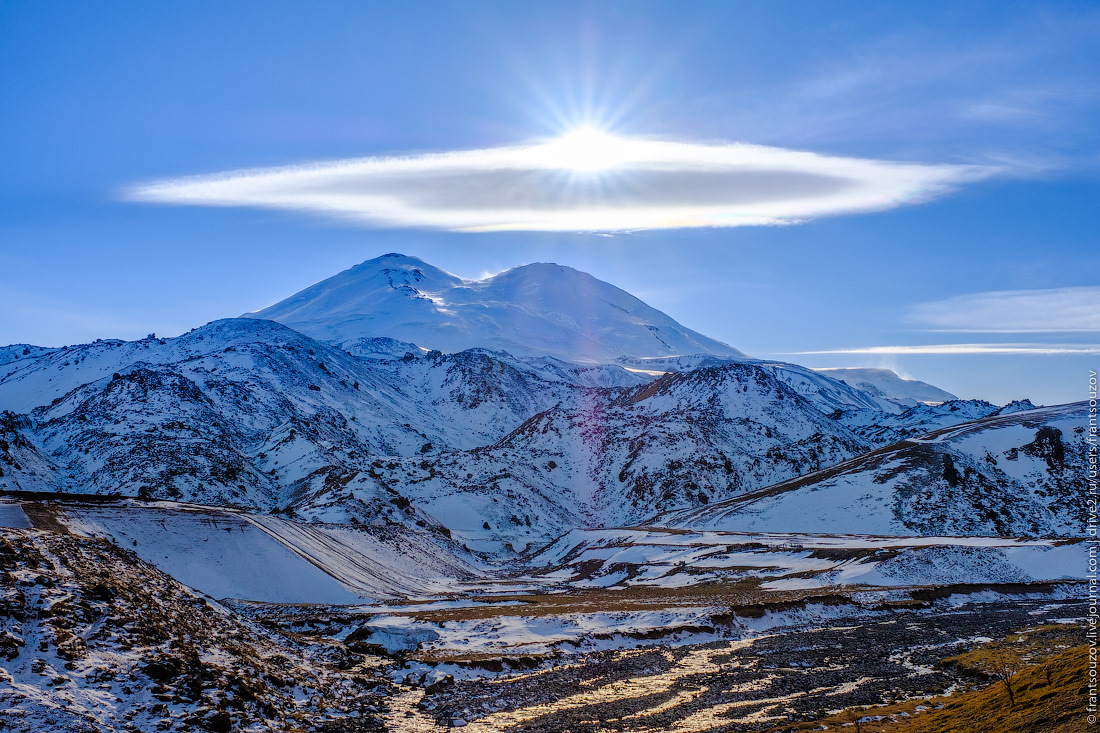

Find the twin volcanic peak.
[{"left": 243, "top": 253, "right": 747, "bottom": 364}]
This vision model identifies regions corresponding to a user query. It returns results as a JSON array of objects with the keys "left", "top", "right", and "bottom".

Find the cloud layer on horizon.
[
  {"left": 126, "top": 135, "right": 992, "bottom": 232},
  {"left": 909, "top": 286, "right": 1100, "bottom": 332},
  {"left": 794, "top": 343, "right": 1100, "bottom": 356}
]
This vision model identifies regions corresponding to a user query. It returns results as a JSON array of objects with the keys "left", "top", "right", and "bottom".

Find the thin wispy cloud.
[
  {"left": 126, "top": 131, "right": 992, "bottom": 232},
  {"left": 793, "top": 344, "right": 1100, "bottom": 356},
  {"left": 910, "top": 286, "right": 1100, "bottom": 332},
  {"left": 688, "top": 9, "right": 1100, "bottom": 166}
]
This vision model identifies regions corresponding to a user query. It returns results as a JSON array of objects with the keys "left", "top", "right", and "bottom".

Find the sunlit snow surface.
[
  {"left": 0, "top": 503, "right": 30, "bottom": 528},
  {"left": 0, "top": 499, "right": 1081, "bottom": 599},
  {"left": 244, "top": 253, "right": 748, "bottom": 364},
  {"left": 1, "top": 499, "right": 481, "bottom": 603}
]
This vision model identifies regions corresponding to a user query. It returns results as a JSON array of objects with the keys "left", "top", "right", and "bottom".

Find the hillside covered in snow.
[
  {"left": 0, "top": 317, "right": 884, "bottom": 551},
  {"left": 660, "top": 402, "right": 1089, "bottom": 537}
]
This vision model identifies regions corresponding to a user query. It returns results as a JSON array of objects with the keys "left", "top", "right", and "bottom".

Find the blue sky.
[{"left": 2, "top": 1, "right": 1098, "bottom": 405}]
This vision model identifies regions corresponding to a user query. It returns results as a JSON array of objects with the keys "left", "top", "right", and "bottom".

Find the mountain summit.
[{"left": 243, "top": 253, "right": 746, "bottom": 363}]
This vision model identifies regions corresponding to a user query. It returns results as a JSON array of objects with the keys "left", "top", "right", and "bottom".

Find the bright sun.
[{"left": 533, "top": 126, "right": 637, "bottom": 172}]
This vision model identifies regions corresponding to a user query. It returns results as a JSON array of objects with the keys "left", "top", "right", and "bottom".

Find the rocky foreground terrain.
[
  {"left": 0, "top": 527, "right": 396, "bottom": 732},
  {"left": 1, "top": 521, "right": 1085, "bottom": 732},
  {"left": 414, "top": 600, "right": 1085, "bottom": 732}
]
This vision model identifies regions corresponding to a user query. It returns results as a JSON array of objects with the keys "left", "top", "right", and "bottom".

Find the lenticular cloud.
[{"left": 126, "top": 134, "right": 991, "bottom": 232}]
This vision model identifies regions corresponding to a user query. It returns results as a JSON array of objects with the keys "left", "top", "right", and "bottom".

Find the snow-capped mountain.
[
  {"left": 0, "top": 255, "right": 1079, "bottom": 557},
  {"left": 813, "top": 367, "right": 957, "bottom": 406},
  {"left": 659, "top": 402, "right": 1088, "bottom": 537},
  {"left": 243, "top": 253, "right": 746, "bottom": 364}
]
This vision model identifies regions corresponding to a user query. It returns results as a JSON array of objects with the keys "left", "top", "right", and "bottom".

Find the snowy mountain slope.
[
  {"left": 615, "top": 354, "right": 745, "bottom": 372},
  {"left": 658, "top": 402, "right": 1089, "bottom": 537},
  {"left": 0, "top": 319, "right": 585, "bottom": 507},
  {"left": 243, "top": 253, "right": 747, "bottom": 363},
  {"left": 755, "top": 361, "right": 904, "bottom": 414},
  {"left": 57, "top": 502, "right": 365, "bottom": 603},
  {"left": 506, "top": 354, "right": 652, "bottom": 389},
  {"left": 0, "top": 334, "right": 178, "bottom": 415},
  {"left": 0, "top": 413, "right": 57, "bottom": 494},
  {"left": 4, "top": 498, "right": 482, "bottom": 602},
  {"left": 835, "top": 398, "right": 1009, "bottom": 447},
  {"left": 0, "top": 527, "right": 395, "bottom": 733},
  {"left": 239, "top": 253, "right": 919, "bottom": 414},
  {"left": 299, "top": 361, "right": 873, "bottom": 554},
  {"left": 0, "top": 318, "right": 647, "bottom": 445},
  {"left": 0, "top": 322, "right": 421, "bottom": 505},
  {"left": 0, "top": 314, "right": 898, "bottom": 541},
  {"left": 35, "top": 366, "right": 283, "bottom": 506},
  {"left": 813, "top": 367, "right": 957, "bottom": 406},
  {"left": 0, "top": 312, "right": 1053, "bottom": 555},
  {"left": 0, "top": 344, "right": 55, "bottom": 369},
  {"left": 996, "top": 398, "right": 1039, "bottom": 415},
  {"left": 379, "top": 348, "right": 649, "bottom": 442},
  {"left": 338, "top": 335, "right": 425, "bottom": 360},
  {"left": 618, "top": 358, "right": 907, "bottom": 414}
]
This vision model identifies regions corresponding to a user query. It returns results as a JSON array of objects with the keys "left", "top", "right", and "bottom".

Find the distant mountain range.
[
  {"left": 0, "top": 254, "right": 1084, "bottom": 555},
  {"left": 812, "top": 367, "right": 957, "bottom": 406}
]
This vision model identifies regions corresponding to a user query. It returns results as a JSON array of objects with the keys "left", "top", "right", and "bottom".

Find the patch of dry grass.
[{"left": 761, "top": 624, "right": 1089, "bottom": 733}]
